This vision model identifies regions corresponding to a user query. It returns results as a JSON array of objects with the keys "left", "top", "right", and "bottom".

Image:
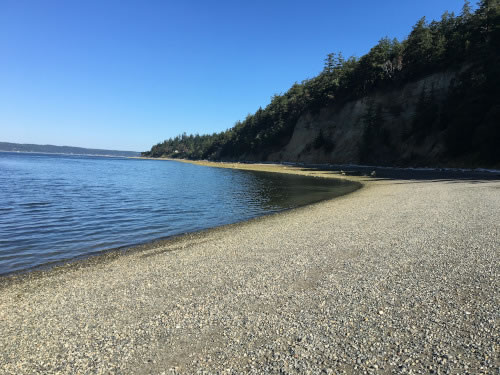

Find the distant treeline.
[
  {"left": 144, "top": 1, "right": 500, "bottom": 166},
  {"left": 0, "top": 142, "right": 140, "bottom": 157}
]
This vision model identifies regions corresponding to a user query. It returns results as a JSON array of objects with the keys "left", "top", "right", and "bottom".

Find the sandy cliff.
[{"left": 267, "top": 71, "right": 458, "bottom": 166}]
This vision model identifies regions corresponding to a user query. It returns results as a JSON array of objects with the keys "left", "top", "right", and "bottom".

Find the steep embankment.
[
  {"left": 266, "top": 71, "right": 457, "bottom": 166},
  {"left": 144, "top": 4, "right": 500, "bottom": 168}
]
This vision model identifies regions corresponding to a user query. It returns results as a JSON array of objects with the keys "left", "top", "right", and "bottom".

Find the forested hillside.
[
  {"left": 144, "top": 1, "right": 500, "bottom": 167},
  {"left": 0, "top": 142, "right": 140, "bottom": 157}
]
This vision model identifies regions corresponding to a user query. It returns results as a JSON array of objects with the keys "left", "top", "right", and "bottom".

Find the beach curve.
[{"left": 0, "top": 162, "right": 498, "bottom": 374}]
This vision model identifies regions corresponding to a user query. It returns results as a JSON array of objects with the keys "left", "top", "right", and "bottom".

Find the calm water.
[{"left": 0, "top": 152, "right": 358, "bottom": 275}]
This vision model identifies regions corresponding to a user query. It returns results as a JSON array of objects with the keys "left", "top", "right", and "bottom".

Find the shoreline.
[
  {"left": 0, "top": 150, "right": 139, "bottom": 158},
  {"left": 133, "top": 157, "right": 369, "bottom": 181},
  {"left": 135, "top": 156, "right": 500, "bottom": 177},
  {"left": 0, "top": 161, "right": 365, "bottom": 283},
  {"left": 1, "top": 161, "right": 498, "bottom": 373}
]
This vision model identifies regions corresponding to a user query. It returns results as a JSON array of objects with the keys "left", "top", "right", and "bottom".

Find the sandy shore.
[{"left": 0, "top": 162, "right": 498, "bottom": 374}]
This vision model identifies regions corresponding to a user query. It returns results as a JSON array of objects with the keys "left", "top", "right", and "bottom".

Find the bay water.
[{"left": 0, "top": 152, "right": 358, "bottom": 275}]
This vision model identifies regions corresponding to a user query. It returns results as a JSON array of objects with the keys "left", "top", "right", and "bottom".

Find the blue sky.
[{"left": 1, "top": 0, "right": 467, "bottom": 151}]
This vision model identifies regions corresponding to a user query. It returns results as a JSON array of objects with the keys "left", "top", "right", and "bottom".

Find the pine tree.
[
  {"left": 403, "top": 17, "right": 434, "bottom": 75},
  {"left": 323, "top": 53, "right": 336, "bottom": 74}
]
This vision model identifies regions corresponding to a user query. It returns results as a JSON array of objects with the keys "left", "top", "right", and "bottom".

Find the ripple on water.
[{"left": 0, "top": 152, "right": 359, "bottom": 275}]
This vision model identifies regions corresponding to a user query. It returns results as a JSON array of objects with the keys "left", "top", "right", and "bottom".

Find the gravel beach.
[{"left": 1, "top": 163, "right": 498, "bottom": 374}]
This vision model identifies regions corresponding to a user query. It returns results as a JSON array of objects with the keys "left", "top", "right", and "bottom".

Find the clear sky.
[{"left": 1, "top": 0, "right": 467, "bottom": 152}]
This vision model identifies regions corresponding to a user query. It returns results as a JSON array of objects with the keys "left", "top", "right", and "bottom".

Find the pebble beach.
[{"left": 1, "top": 162, "right": 498, "bottom": 374}]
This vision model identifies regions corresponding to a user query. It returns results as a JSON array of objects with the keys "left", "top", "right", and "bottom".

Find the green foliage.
[
  {"left": 143, "top": 4, "right": 500, "bottom": 166},
  {"left": 403, "top": 17, "right": 435, "bottom": 76},
  {"left": 438, "top": 0, "right": 500, "bottom": 165},
  {"left": 312, "top": 129, "right": 335, "bottom": 153},
  {"left": 412, "top": 85, "right": 441, "bottom": 143},
  {"left": 360, "top": 101, "right": 386, "bottom": 162}
]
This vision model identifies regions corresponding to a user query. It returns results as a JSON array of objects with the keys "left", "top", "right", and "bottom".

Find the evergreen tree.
[
  {"left": 323, "top": 53, "right": 336, "bottom": 73},
  {"left": 403, "top": 17, "right": 434, "bottom": 76},
  {"left": 142, "top": 5, "right": 499, "bottom": 167}
]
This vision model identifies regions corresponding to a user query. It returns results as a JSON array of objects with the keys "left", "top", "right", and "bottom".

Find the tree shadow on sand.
[{"left": 296, "top": 163, "right": 500, "bottom": 183}]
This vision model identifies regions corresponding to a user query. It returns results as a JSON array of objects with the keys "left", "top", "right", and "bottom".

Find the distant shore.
[
  {"left": 1, "top": 162, "right": 498, "bottom": 373},
  {"left": 0, "top": 150, "right": 139, "bottom": 158}
]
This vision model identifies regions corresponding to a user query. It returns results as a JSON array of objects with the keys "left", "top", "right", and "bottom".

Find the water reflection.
[{"left": 241, "top": 170, "right": 358, "bottom": 210}]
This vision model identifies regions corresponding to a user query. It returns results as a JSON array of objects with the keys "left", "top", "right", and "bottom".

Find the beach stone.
[{"left": 0, "top": 166, "right": 498, "bottom": 374}]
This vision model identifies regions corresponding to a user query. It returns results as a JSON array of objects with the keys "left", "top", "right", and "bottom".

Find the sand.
[{"left": 1, "top": 161, "right": 498, "bottom": 374}]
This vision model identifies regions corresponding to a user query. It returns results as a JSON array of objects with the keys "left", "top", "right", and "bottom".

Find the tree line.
[{"left": 144, "top": 1, "right": 499, "bottom": 166}]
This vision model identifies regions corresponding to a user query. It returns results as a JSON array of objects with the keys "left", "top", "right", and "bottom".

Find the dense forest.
[{"left": 143, "top": 1, "right": 500, "bottom": 167}]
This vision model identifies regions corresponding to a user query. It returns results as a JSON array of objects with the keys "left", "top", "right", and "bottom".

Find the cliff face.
[
  {"left": 265, "top": 71, "right": 458, "bottom": 167},
  {"left": 145, "top": 4, "right": 500, "bottom": 168}
]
